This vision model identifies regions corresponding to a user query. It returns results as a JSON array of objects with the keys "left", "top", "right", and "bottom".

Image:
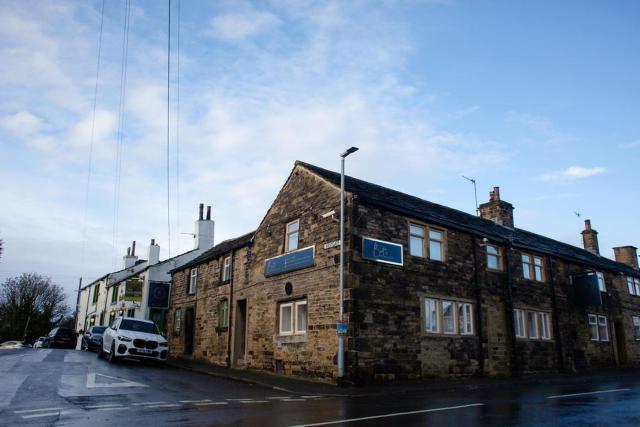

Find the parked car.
[
  {"left": 0, "top": 341, "right": 24, "bottom": 349},
  {"left": 33, "top": 337, "right": 46, "bottom": 349},
  {"left": 99, "top": 317, "right": 168, "bottom": 365},
  {"left": 44, "top": 327, "right": 77, "bottom": 349},
  {"left": 81, "top": 326, "right": 106, "bottom": 352}
]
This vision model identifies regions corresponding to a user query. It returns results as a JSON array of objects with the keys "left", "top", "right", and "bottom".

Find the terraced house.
[{"left": 167, "top": 161, "right": 640, "bottom": 383}]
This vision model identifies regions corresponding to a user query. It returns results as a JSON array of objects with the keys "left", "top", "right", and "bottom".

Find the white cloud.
[
  {"left": 620, "top": 140, "right": 640, "bottom": 149},
  {"left": 207, "top": 10, "right": 281, "bottom": 41},
  {"left": 541, "top": 166, "right": 606, "bottom": 181}
]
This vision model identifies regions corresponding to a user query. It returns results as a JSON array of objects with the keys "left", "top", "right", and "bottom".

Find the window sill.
[
  {"left": 275, "top": 334, "right": 307, "bottom": 344},
  {"left": 422, "top": 332, "right": 477, "bottom": 339}
]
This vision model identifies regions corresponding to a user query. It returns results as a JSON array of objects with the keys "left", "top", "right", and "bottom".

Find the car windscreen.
[
  {"left": 91, "top": 326, "right": 107, "bottom": 334},
  {"left": 119, "top": 319, "right": 158, "bottom": 334},
  {"left": 56, "top": 329, "right": 75, "bottom": 337}
]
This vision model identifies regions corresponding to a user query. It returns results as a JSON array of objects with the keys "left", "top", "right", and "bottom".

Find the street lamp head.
[{"left": 340, "top": 146, "right": 359, "bottom": 158}]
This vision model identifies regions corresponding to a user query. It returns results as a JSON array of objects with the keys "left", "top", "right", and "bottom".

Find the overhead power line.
[{"left": 166, "top": 0, "right": 172, "bottom": 258}]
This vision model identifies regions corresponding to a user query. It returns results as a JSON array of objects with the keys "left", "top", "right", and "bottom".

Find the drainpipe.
[
  {"left": 226, "top": 249, "right": 235, "bottom": 368},
  {"left": 504, "top": 241, "right": 520, "bottom": 377},
  {"left": 546, "top": 256, "right": 565, "bottom": 371},
  {"left": 471, "top": 235, "right": 485, "bottom": 375}
]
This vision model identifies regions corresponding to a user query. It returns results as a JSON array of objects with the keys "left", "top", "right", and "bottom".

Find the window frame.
[
  {"left": 458, "top": 303, "right": 474, "bottom": 335},
  {"left": 189, "top": 268, "right": 198, "bottom": 295},
  {"left": 514, "top": 309, "right": 526, "bottom": 338},
  {"left": 597, "top": 315, "right": 609, "bottom": 342},
  {"left": 486, "top": 244, "right": 502, "bottom": 271},
  {"left": 628, "top": 277, "right": 636, "bottom": 296},
  {"left": 521, "top": 253, "right": 545, "bottom": 282},
  {"left": 408, "top": 222, "right": 446, "bottom": 262},
  {"left": 588, "top": 314, "right": 599, "bottom": 341},
  {"left": 92, "top": 284, "right": 100, "bottom": 304},
  {"left": 218, "top": 299, "right": 229, "bottom": 328},
  {"left": 633, "top": 316, "right": 640, "bottom": 340},
  {"left": 442, "top": 300, "right": 456, "bottom": 334},
  {"left": 424, "top": 298, "right": 439, "bottom": 333},
  {"left": 222, "top": 256, "right": 231, "bottom": 282},
  {"left": 285, "top": 219, "right": 300, "bottom": 252},
  {"left": 110, "top": 285, "right": 119, "bottom": 305},
  {"left": 539, "top": 312, "right": 552, "bottom": 340},
  {"left": 596, "top": 272, "right": 606, "bottom": 292},
  {"left": 526, "top": 311, "right": 539, "bottom": 339},
  {"left": 278, "top": 299, "right": 307, "bottom": 336},
  {"left": 174, "top": 308, "right": 182, "bottom": 335}
]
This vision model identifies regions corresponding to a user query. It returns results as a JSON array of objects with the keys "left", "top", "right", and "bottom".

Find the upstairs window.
[
  {"left": 285, "top": 220, "right": 300, "bottom": 252},
  {"left": 189, "top": 268, "right": 198, "bottom": 294},
  {"left": 222, "top": 256, "right": 231, "bottom": 281},
  {"left": 522, "top": 253, "right": 545, "bottom": 282},
  {"left": 111, "top": 285, "right": 119, "bottom": 304},
  {"left": 279, "top": 299, "right": 307, "bottom": 335},
  {"left": 628, "top": 277, "right": 640, "bottom": 296},
  {"left": 596, "top": 272, "right": 606, "bottom": 292},
  {"left": 486, "top": 244, "right": 502, "bottom": 270},
  {"left": 218, "top": 299, "right": 229, "bottom": 328},
  {"left": 92, "top": 285, "right": 100, "bottom": 304},
  {"left": 408, "top": 223, "right": 446, "bottom": 261}
]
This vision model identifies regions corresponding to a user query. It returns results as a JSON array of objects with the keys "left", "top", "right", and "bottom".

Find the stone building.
[{"left": 167, "top": 161, "right": 640, "bottom": 383}]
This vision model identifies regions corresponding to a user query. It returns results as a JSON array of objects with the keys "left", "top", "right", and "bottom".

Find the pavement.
[{"left": 1, "top": 347, "right": 640, "bottom": 426}]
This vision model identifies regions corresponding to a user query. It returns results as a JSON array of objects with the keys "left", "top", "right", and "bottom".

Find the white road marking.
[
  {"left": 194, "top": 402, "right": 229, "bottom": 406},
  {"left": 288, "top": 403, "right": 485, "bottom": 427},
  {"left": 86, "top": 373, "right": 148, "bottom": 388},
  {"left": 225, "top": 398, "right": 254, "bottom": 401},
  {"left": 85, "top": 404, "right": 125, "bottom": 409},
  {"left": 301, "top": 396, "right": 322, "bottom": 398},
  {"left": 21, "top": 412, "right": 61, "bottom": 419},
  {"left": 268, "top": 396, "right": 292, "bottom": 399},
  {"left": 132, "top": 401, "right": 169, "bottom": 406},
  {"left": 145, "top": 403, "right": 182, "bottom": 409},
  {"left": 14, "top": 407, "right": 61, "bottom": 414},
  {"left": 240, "top": 400, "right": 268, "bottom": 404},
  {"left": 546, "top": 388, "right": 631, "bottom": 399},
  {"left": 179, "top": 399, "right": 212, "bottom": 403},
  {"left": 281, "top": 399, "right": 306, "bottom": 402},
  {"left": 96, "top": 407, "right": 129, "bottom": 411}
]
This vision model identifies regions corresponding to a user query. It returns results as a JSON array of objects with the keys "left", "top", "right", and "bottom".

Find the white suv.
[{"left": 99, "top": 317, "right": 168, "bottom": 365}]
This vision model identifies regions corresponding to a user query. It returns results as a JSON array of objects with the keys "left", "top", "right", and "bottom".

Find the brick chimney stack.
[
  {"left": 479, "top": 186, "right": 514, "bottom": 228},
  {"left": 613, "top": 246, "right": 638, "bottom": 269},
  {"left": 581, "top": 220, "right": 600, "bottom": 255}
]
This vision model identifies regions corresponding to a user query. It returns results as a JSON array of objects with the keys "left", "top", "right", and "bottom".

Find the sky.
[{"left": 1, "top": 0, "right": 639, "bottom": 309}]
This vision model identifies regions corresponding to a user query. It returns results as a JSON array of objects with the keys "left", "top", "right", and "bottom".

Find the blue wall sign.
[
  {"left": 148, "top": 281, "right": 170, "bottom": 308},
  {"left": 362, "top": 237, "right": 403, "bottom": 266},
  {"left": 264, "top": 246, "right": 315, "bottom": 277}
]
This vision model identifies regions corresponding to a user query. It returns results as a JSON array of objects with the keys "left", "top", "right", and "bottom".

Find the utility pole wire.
[
  {"left": 175, "top": 0, "right": 181, "bottom": 252},
  {"left": 166, "top": 0, "right": 172, "bottom": 258}
]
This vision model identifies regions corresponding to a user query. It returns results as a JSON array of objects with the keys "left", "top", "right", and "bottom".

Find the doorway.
[
  {"left": 615, "top": 321, "right": 627, "bottom": 365},
  {"left": 184, "top": 307, "right": 195, "bottom": 356},
  {"left": 234, "top": 300, "right": 247, "bottom": 365}
]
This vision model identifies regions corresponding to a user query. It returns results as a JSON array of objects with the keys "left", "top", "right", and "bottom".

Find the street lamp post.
[{"left": 338, "top": 146, "right": 358, "bottom": 387}]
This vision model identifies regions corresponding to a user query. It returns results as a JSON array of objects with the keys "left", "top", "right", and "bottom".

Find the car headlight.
[
  {"left": 159, "top": 342, "right": 168, "bottom": 347},
  {"left": 117, "top": 335, "right": 132, "bottom": 342}
]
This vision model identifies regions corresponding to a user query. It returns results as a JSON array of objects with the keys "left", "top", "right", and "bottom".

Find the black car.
[
  {"left": 44, "top": 327, "right": 76, "bottom": 349},
  {"left": 81, "top": 326, "right": 106, "bottom": 352}
]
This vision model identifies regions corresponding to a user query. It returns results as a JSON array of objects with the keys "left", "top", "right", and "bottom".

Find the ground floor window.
[
  {"left": 514, "top": 309, "right": 552, "bottom": 340},
  {"left": 588, "top": 314, "right": 609, "bottom": 342},
  {"left": 174, "top": 308, "right": 182, "bottom": 335},
  {"left": 279, "top": 299, "right": 307, "bottom": 335},
  {"left": 127, "top": 308, "right": 135, "bottom": 318},
  {"left": 423, "top": 298, "right": 475, "bottom": 336},
  {"left": 218, "top": 299, "right": 229, "bottom": 328},
  {"left": 633, "top": 316, "right": 640, "bottom": 340}
]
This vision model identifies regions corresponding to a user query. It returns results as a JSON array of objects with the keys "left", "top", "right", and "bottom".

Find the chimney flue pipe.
[
  {"left": 206, "top": 206, "right": 211, "bottom": 220},
  {"left": 199, "top": 203, "right": 204, "bottom": 220}
]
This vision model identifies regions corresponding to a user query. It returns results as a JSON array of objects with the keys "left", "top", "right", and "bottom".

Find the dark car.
[
  {"left": 44, "top": 327, "right": 77, "bottom": 349},
  {"left": 81, "top": 326, "right": 106, "bottom": 352}
]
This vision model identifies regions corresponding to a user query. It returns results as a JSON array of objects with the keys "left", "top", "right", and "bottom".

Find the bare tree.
[{"left": 0, "top": 273, "right": 69, "bottom": 343}]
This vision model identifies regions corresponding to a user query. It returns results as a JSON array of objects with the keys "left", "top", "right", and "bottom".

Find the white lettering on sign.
[{"left": 323, "top": 240, "right": 341, "bottom": 250}]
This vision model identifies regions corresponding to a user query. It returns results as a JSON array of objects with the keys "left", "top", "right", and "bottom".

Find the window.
[
  {"left": 527, "top": 311, "right": 539, "bottom": 339},
  {"left": 539, "top": 312, "right": 551, "bottom": 340},
  {"left": 219, "top": 300, "right": 229, "bottom": 328},
  {"left": 588, "top": 314, "right": 599, "bottom": 341},
  {"left": 108, "top": 311, "right": 115, "bottom": 325},
  {"left": 522, "top": 253, "right": 545, "bottom": 282},
  {"left": 222, "top": 256, "right": 231, "bottom": 282},
  {"left": 409, "top": 223, "right": 446, "bottom": 261},
  {"left": 92, "top": 284, "right": 100, "bottom": 304},
  {"left": 628, "top": 276, "right": 640, "bottom": 296},
  {"left": 486, "top": 245, "right": 502, "bottom": 270},
  {"left": 174, "top": 308, "right": 182, "bottom": 334},
  {"left": 598, "top": 316, "right": 609, "bottom": 341},
  {"left": 428, "top": 229, "right": 445, "bottom": 261},
  {"left": 514, "top": 309, "right": 526, "bottom": 338},
  {"left": 409, "top": 224, "right": 425, "bottom": 257},
  {"left": 596, "top": 272, "right": 606, "bottom": 292},
  {"left": 588, "top": 314, "right": 609, "bottom": 341},
  {"left": 424, "top": 298, "right": 439, "bottom": 333},
  {"left": 279, "top": 299, "right": 307, "bottom": 335},
  {"left": 458, "top": 303, "right": 473, "bottom": 335},
  {"left": 442, "top": 300, "right": 455, "bottom": 334},
  {"left": 127, "top": 308, "right": 135, "bottom": 318},
  {"left": 189, "top": 268, "right": 198, "bottom": 294},
  {"left": 285, "top": 220, "right": 300, "bottom": 252},
  {"left": 111, "top": 285, "right": 118, "bottom": 304},
  {"left": 633, "top": 316, "right": 640, "bottom": 340}
]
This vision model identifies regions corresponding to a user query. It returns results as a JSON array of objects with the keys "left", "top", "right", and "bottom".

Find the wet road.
[{"left": 1, "top": 348, "right": 639, "bottom": 426}]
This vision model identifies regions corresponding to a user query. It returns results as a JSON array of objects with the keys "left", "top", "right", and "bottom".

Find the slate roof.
[
  {"left": 297, "top": 161, "right": 639, "bottom": 277},
  {"left": 171, "top": 231, "right": 255, "bottom": 273},
  {"left": 81, "top": 259, "right": 148, "bottom": 290}
]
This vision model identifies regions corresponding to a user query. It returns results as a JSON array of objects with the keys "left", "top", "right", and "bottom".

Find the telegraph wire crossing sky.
[{"left": 0, "top": 0, "right": 638, "bottom": 306}]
